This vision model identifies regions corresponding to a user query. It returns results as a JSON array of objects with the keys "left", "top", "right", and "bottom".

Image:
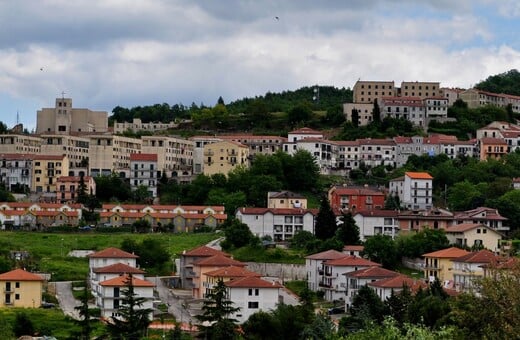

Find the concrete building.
[
  {"left": 56, "top": 175, "right": 96, "bottom": 203},
  {"left": 459, "top": 89, "right": 520, "bottom": 113},
  {"left": 32, "top": 154, "right": 69, "bottom": 199},
  {"left": 424, "top": 97, "right": 449, "bottom": 119},
  {"left": 357, "top": 138, "right": 396, "bottom": 168},
  {"left": 368, "top": 275, "right": 427, "bottom": 302},
  {"left": 189, "top": 136, "right": 223, "bottom": 175},
  {"left": 399, "top": 81, "right": 441, "bottom": 99},
  {"left": 397, "top": 208, "right": 453, "bottom": 233},
  {"left": 0, "top": 153, "right": 33, "bottom": 192},
  {"left": 422, "top": 247, "right": 470, "bottom": 284},
  {"left": 191, "top": 254, "right": 246, "bottom": 299},
  {"left": 343, "top": 103, "right": 375, "bottom": 127},
  {"left": 129, "top": 153, "right": 159, "bottom": 198},
  {"left": 305, "top": 250, "right": 346, "bottom": 292},
  {"left": 179, "top": 246, "right": 231, "bottom": 289},
  {"left": 88, "top": 134, "right": 142, "bottom": 177},
  {"left": 40, "top": 134, "right": 90, "bottom": 170},
  {"left": 219, "top": 134, "right": 286, "bottom": 158},
  {"left": 203, "top": 266, "right": 261, "bottom": 298},
  {"left": 203, "top": 140, "right": 250, "bottom": 176},
  {"left": 352, "top": 81, "right": 396, "bottom": 104},
  {"left": 0, "top": 134, "right": 42, "bottom": 154},
  {"left": 141, "top": 135, "right": 194, "bottom": 182},
  {"left": 267, "top": 191, "right": 307, "bottom": 209},
  {"left": 113, "top": 118, "right": 179, "bottom": 134},
  {"left": 0, "top": 269, "right": 44, "bottom": 308},
  {"left": 445, "top": 223, "right": 503, "bottom": 253},
  {"left": 90, "top": 263, "right": 146, "bottom": 303},
  {"left": 344, "top": 266, "right": 399, "bottom": 309},
  {"left": 36, "top": 97, "right": 108, "bottom": 134},
  {"left": 452, "top": 207, "right": 509, "bottom": 233},
  {"left": 380, "top": 97, "right": 425, "bottom": 127},
  {"left": 235, "top": 207, "right": 317, "bottom": 242},
  {"left": 88, "top": 247, "right": 139, "bottom": 285},
  {"left": 352, "top": 210, "right": 400, "bottom": 240},
  {"left": 389, "top": 172, "right": 433, "bottom": 210},
  {"left": 328, "top": 185, "right": 386, "bottom": 213},
  {"left": 451, "top": 250, "right": 499, "bottom": 293}
]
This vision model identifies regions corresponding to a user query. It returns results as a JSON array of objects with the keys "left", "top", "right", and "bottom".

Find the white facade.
[
  {"left": 305, "top": 250, "right": 346, "bottom": 292},
  {"left": 98, "top": 280, "right": 154, "bottom": 319},
  {"left": 353, "top": 211, "right": 400, "bottom": 241},
  {"left": 424, "top": 97, "right": 449, "bottom": 119},
  {"left": 226, "top": 280, "right": 281, "bottom": 324},
  {"left": 402, "top": 172, "right": 433, "bottom": 210},
  {"left": 129, "top": 154, "right": 158, "bottom": 197}
]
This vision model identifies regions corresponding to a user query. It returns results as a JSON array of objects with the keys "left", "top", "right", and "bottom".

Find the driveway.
[
  {"left": 153, "top": 276, "right": 196, "bottom": 324},
  {"left": 55, "top": 281, "right": 81, "bottom": 320}
]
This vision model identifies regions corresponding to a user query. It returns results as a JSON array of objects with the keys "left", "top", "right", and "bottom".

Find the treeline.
[{"left": 475, "top": 69, "right": 520, "bottom": 96}]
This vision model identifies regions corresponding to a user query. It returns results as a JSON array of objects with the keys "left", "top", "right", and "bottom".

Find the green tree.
[
  {"left": 13, "top": 311, "right": 35, "bottom": 337},
  {"left": 197, "top": 279, "right": 240, "bottom": 339},
  {"left": 314, "top": 197, "right": 337, "bottom": 240},
  {"left": 351, "top": 109, "right": 359, "bottom": 127},
  {"left": 221, "top": 219, "right": 257, "bottom": 250},
  {"left": 336, "top": 213, "right": 361, "bottom": 245},
  {"left": 396, "top": 229, "right": 449, "bottom": 259},
  {"left": 372, "top": 99, "right": 381, "bottom": 123},
  {"left": 107, "top": 274, "right": 153, "bottom": 339},
  {"left": 286, "top": 150, "right": 320, "bottom": 192},
  {"left": 242, "top": 311, "right": 282, "bottom": 340},
  {"left": 384, "top": 285, "right": 413, "bottom": 325},
  {"left": 74, "top": 280, "right": 94, "bottom": 340},
  {"left": 288, "top": 103, "right": 312, "bottom": 126},
  {"left": 132, "top": 219, "right": 152, "bottom": 233},
  {"left": 362, "top": 234, "right": 399, "bottom": 269},
  {"left": 345, "top": 285, "right": 387, "bottom": 331},
  {"left": 132, "top": 185, "right": 152, "bottom": 203},
  {"left": 77, "top": 174, "right": 88, "bottom": 204}
]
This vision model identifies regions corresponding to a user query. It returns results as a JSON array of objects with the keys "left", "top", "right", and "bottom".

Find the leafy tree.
[
  {"left": 13, "top": 311, "right": 34, "bottom": 337},
  {"left": 447, "top": 181, "right": 485, "bottom": 211},
  {"left": 336, "top": 213, "right": 361, "bottom": 245},
  {"left": 384, "top": 285, "right": 413, "bottom": 325},
  {"left": 314, "top": 197, "right": 337, "bottom": 240},
  {"left": 300, "top": 312, "right": 336, "bottom": 340},
  {"left": 77, "top": 174, "right": 88, "bottom": 204},
  {"left": 475, "top": 69, "right": 520, "bottom": 96},
  {"left": 270, "top": 304, "right": 308, "bottom": 340},
  {"left": 221, "top": 219, "right": 257, "bottom": 250},
  {"left": 74, "top": 280, "right": 94, "bottom": 340},
  {"left": 288, "top": 102, "right": 313, "bottom": 126},
  {"left": 345, "top": 285, "right": 387, "bottom": 331},
  {"left": 372, "top": 99, "right": 381, "bottom": 123},
  {"left": 121, "top": 238, "right": 170, "bottom": 275},
  {"left": 362, "top": 234, "right": 399, "bottom": 269},
  {"left": 132, "top": 219, "right": 152, "bottom": 233},
  {"left": 197, "top": 279, "right": 240, "bottom": 339},
  {"left": 132, "top": 185, "right": 153, "bottom": 203},
  {"left": 286, "top": 150, "right": 320, "bottom": 192},
  {"left": 396, "top": 229, "right": 449, "bottom": 259},
  {"left": 290, "top": 230, "right": 319, "bottom": 253},
  {"left": 351, "top": 109, "right": 359, "bottom": 127},
  {"left": 94, "top": 172, "right": 132, "bottom": 202},
  {"left": 242, "top": 311, "right": 282, "bottom": 340},
  {"left": 107, "top": 274, "right": 153, "bottom": 339}
]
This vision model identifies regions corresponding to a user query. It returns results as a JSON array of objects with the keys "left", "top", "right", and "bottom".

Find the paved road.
[
  {"left": 153, "top": 276, "right": 195, "bottom": 324},
  {"left": 55, "top": 281, "right": 81, "bottom": 320}
]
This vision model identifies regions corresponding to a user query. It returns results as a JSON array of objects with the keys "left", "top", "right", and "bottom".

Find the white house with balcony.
[
  {"left": 343, "top": 266, "right": 399, "bottom": 309},
  {"left": 88, "top": 247, "right": 139, "bottom": 284},
  {"left": 305, "top": 250, "right": 347, "bottom": 292},
  {"left": 90, "top": 263, "right": 146, "bottom": 300},
  {"left": 352, "top": 210, "right": 400, "bottom": 241},
  {"left": 390, "top": 172, "right": 433, "bottom": 210}
]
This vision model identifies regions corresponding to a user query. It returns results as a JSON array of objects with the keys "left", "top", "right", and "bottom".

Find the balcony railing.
[{"left": 319, "top": 282, "right": 332, "bottom": 288}]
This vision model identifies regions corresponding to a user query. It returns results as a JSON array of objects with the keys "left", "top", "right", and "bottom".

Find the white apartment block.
[
  {"left": 113, "top": 118, "right": 178, "bottom": 134},
  {"left": 424, "top": 97, "right": 449, "bottom": 119},
  {"left": 353, "top": 210, "right": 400, "bottom": 241},
  {"left": 357, "top": 138, "right": 396, "bottom": 168},
  {"left": 380, "top": 97, "right": 426, "bottom": 127},
  {"left": 130, "top": 153, "right": 159, "bottom": 197},
  {"left": 0, "top": 154, "right": 33, "bottom": 192},
  {"left": 305, "top": 250, "right": 347, "bottom": 292},
  {"left": 395, "top": 171, "right": 433, "bottom": 210}
]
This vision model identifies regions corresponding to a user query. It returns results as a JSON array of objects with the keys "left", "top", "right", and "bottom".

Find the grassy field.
[{"left": 0, "top": 231, "right": 220, "bottom": 281}]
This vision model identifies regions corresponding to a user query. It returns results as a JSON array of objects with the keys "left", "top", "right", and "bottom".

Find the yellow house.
[
  {"left": 203, "top": 140, "right": 249, "bottom": 176},
  {"left": 32, "top": 154, "right": 69, "bottom": 198},
  {"left": 445, "top": 223, "right": 503, "bottom": 252},
  {"left": 422, "top": 247, "right": 470, "bottom": 283},
  {"left": 0, "top": 269, "right": 44, "bottom": 308}
]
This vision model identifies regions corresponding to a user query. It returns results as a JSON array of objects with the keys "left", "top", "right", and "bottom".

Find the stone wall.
[{"left": 245, "top": 262, "right": 306, "bottom": 281}]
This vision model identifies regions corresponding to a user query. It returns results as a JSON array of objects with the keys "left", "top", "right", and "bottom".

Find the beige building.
[
  {"left": 114, "top": 118, "right": 178, "bottom": 134},
  {"left": 422, "top": 247, "right": 470, "bottom": 284},
  {"left": 0, "top": 134, "right": 42, "bottom": 154},
  {"left": 0, "top": 269, "right": 44, "bottom": 308},
  {"left": 141, "top": 135, "right": 194, "bottom": 181},
  {"left": 352, "top": 81, "right": 396, "bottom": 104},
  {"left": 32, "top": 155, "right": 69, "bottom": 198},
  {"left": 445, "top": 223, "right": 503, "bottom": 252},
  {"left": 203, "top": 140, "right": 249, "bottom": 176},
  {"left": 40, "top": 134, "right": 90, "bottom": 170},
  {"left": 267, "top": 191, "right": 307, "bottom": 209},
  {"left": 219, "top": 135, "right": 286, "bottom": 158},
  {"left": 88, "top": 134, "right": 142, "bottom": 177},
  {"left": 399, "top": 81, "right": 441, "bottom": 98},
  {"left": 190, "top": 136, "right": 223, "bottom": 174},
  {"left": 36, "top": 97, "right": 108, "bottom": 134}
]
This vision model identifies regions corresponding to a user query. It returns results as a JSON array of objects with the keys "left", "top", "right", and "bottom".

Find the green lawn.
[{"left": 0, "top": 231, "right": 219, "bottom": 281}]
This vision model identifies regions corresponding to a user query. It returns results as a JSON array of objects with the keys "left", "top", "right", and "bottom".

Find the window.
[
  {"left": 15, "top": 282, "right": 20, "bottom": 288},
  {"left": 248, "top": 301, "right": 259, "bottom": 309},
  {"left": 15, "top": 294, "right": 20, "bottom": 300}
]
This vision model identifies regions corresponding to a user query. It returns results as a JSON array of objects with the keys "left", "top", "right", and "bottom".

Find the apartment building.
[
  {"left": 445, "top": 223, "right": 503, "bottom": 252},
  {"left": 189, "top": 136, "right": 223, "bottom": 174},
  {"left": 352, "top": 210, "right": 400, "bottom": 240},
  {"left": 357, "top": 138, "right": 396, "bottom": 168},
  {"left": 179, "top": 245, "right": 231, "bottom": 289},
  {"left": 344, "top": 267, "right": 399, "bottom": 309},
  {"left": 219, "top": 134, "right": 286, "bottom": 158},
  {"left": 113, "top": 118, "right": 178, "bottom": 134},
  {"left": 305, "top": 249, "right": 348, "bottom": 292},
  {"left": 352, "top": 81, "right": 396, "bottom": 104},
  {"left": 397, "top": 208, "right": 453, "bottom": 233},
  {"left": 380, "top": 97, "right": 425, "bottom": 127},
  {"left": 343, "top": 103, "right": 374, "bottom": 126},
  {"left": 424, "top": 97, "right": 449, "bottom": 119},
  {"left": 0, "top": 154, "right": 33, "bottom": 192},
  {"left": 141, "top": 135, "right": 194, "bottom": 181},
  {"left": 129, "top": 153, "right": 159, "bottom": 197},
  {"left": 479, "top": 137, "right": 508, "bottom": 160},
  {"left": 36, "top": 97, "right": 108, "bottom": 134},
  {"left": 389, "top": 171, "right": 433, "bottom": 210},
  {"left": 203, "top": 140, "right": 249, "bottom": 176},
  {"left": 334, "top": 141, "right": 360, "bottom": 171},
  {"left": 267, "top": 191, "right": 307, "bottom": 209},
  {"left": 88, "top": 134, "right": 142, "bottom": 177},
  {"left": 287, "top": 138, "right": 334, "bottom": 173},
  {"left": 0, "top": 134, "right": 41, "bottom": 154},
  {"left": 399, "top": 81, "right": 441, "bottom": 98},
  {"left": 452, "top": 207, "right": 509, "bottom": 232},
  {"left": 56, "top": 175, "right": 96, "bottom": 203},
  {"left": 459, "top": 89, "right": 520, "bottom": 113},
  {"left": 99, "top": 275, "right": 155, "bottom": 319},
  {"left": 423, "top": 247, "right": 470, "bottom": 283},
  {"left": 40, "top": 134, "right": 90, "bottom": 170},
  {"left": 32, "top": 155, "right": 69, "bottom": 198},
  {"left": 328, "top": 185, "right": 385, "bottom": 213},
  {"left": 0, "top": 269, "right": 44, "bottom": 308}
]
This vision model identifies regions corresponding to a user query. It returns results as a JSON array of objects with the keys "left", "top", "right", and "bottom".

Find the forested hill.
[
  {"left": 108, "top": 86, "right": 352, "bottom": 124},
  {"left": 475, "top": 69, "right": 520, "bottom": 96}
]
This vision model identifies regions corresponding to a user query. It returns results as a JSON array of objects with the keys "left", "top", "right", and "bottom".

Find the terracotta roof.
[
  {"left": 93, "top": 263, "right": 145, "bottom": 274},
  {"left": 452, "top": 249, "right": 498, "bottom": 264},
  {"left": 480, "top": 137, "right": 507, "bottom": 145},
  {"left": 182, "top": 245, "right": 230, "bottom": 257},
  {"left": 423, "top": 247, "right": 470, "bottom": 258},
  {"left": 330, "top": 186, "right": 385, "bottom": 196},
  {"left": 0, "top": 153, "right": 36, "bottom": 160},
  {"left": 225, "top": 276, "right": 283, "bottom": 289},
  {"left": 269, "top": 191, "right": 306, "bottom": 199},
  {"left": 130, "top": 153, "right": 158, "bottom": 162},
  {"left": 454, "top": 207, "right": 507, "bottom": 221},
  {"left": 100, "top": 274, "right": 155, "bottom": 287},
  {"left": 205, "top": 266, "right": 261, "bottom": 278},
  {"left": 237, "top": 207, "right": 318, "bottom": 216},
  {"left": 88, "top": 247, "right": 139, "bottom": 259},
  {"left": 343, "top": 245, "right": 364, "bottom": 252},
  {"left": 194, "top": 254, "right": 245, "bottom": 267},
  {"left": 405, "top": 171, "right": 433, "bottom": 180},
  {"left": 368, "top": 275, "right": 427, "bottom": 290},
  {"left": 305, "top": 249, "right": 346, "bottom": 260},
  {"left": 344, "top": 266, "right": 399, "bottom": 278},
  {"left": 445, "top": 223, "right": 490, "bottom": 233},
  {"left": 0, "top": 269, "right": 44, "bottom": 281},
  {"left": 324, "top": 255, "right": 381, "bottom": 267},
  {"left": 288, "top": 127, "right": 323, "bottom": 135}
]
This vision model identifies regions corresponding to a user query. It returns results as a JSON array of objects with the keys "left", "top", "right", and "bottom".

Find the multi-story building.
[
  {"left": 32, "top": 155, "right": 69, "bottom": 199},
  {"left": 203, "top": 266, "right": 261, "bottom": 298},
  {"left": 399, "top": 81, "right": 441, "bottom": 98},
  {"left": 452, "top": 250, "right": 498, "bottom": 293},
  {"left": 88, "top": 247, "right": 139, "bottom": 286},
  {"left": 0, "top": 134, "right": 41, "bottom": 154},
  {"left": 286, "top": 138, "right": 334, "bottom": 173},
  {"left": 235, "top": 207, "right": 317, "bottom": 242},
  {"left": 357, "top": 138, "right": 396, "bottom": 168},
  {"left": 40, "top": 134, "right": 90, "bottom": 170},
  {"left": 389, "top": 171, "right": 433, "bottom": 210},
  {"left": 191, "top": 254, "right": 246, "bottom": 299},
  {"left": 445, "top": 223, "right": 503, "bottom": 252},
  {"left": 219, "top": 135, "right": 286, "bottom": 158},
  {"left": 343, "top": 103, "right": 375, "bottom": 126},
  {"left": 141, "top": 135, "right": 194, "bottom": 182},
  {"left": 0, "top": 153, "right": 33, "bottom": 192},
  {"left": 424, "top": 97, "right": 449, "bottom": 119},
  {"left": 328, "top": 185, "right": 386, "bottom": 213},
  {"left": 422, "top": 247, "right": 470, "bottom": 284},
  {"left": 129, "top": 153, "right": 159, "bottom": 197},
  {"left": 459, "top": 89, "right": 520, "bottom": 113},
  {"left": 88, "top": 134, "right": 142, "bottom": 177},
  {"left": 36, "top": 97, "right": 108, "bottom": 134},
  {"left": 479, "top": 137, "right": 508, "bottom": 160},
  {"left": 452, "top": 207, "right": 509, "bottom": 233},
  {"left": 397, "top": 208, "right": 453, "bottom": 233},
  {"left": 334, "top": 141, "right": 360, "bottom": 171},
  {"left": 203, "top": 140, "right": 249, "bottom": 176},
  {"left": 267, "top": 191, "right": 307, "bottom": 209},
  {"left": 442, "top": 88, "right": 464, "bottom": 106},
  {"left": 56, "top": 175, "right": 96, "bottom": 203},
  {"left": 0, "top": 269, "right": 44, "bottom": 308},
  {"left": 380, "top": 97, "right": 425, "bottom": 127},
  {"left": 305, "top": 249, "right": 348, "bottom": 292},
  {"left": 352, "top": 210, "right": 400, "bottom": 240},
  {"left": 368, "top": 275, "right": 427, "bottom": 301},
  {"left": 113, "top": 118, "right": 179, "bottom": 134},
  {"left": 352, "top": 81, "right": 396, "bottom": 104},
  {"left": 344, "top": 266, "right": 399, "bottom": 309},
  {"left": 179, "top": 245, "right": 231, "bottom": 289},
  {"left": 189, "top": 136, "right": 223, "bottom": 174},
  {"left": 90, "top": 263, "right": 146, "bottom": 303}
]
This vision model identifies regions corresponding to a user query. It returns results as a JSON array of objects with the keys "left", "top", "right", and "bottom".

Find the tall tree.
[
  {"left": 314, "top": 197, "right": 337, "bottom": 240},
  {"left": 362, "top": 234, "right": 399, "bottom": 269},
  {"left": 107, "top": 274, "right": 153, "bottom": 339},
  {"left": 74, "top": 281, "right": 94, "bottom": 340},
  {"left": 336, "top": 213, "right": 361, "bottom": 245},
  {"left": 351, "top": 109, "right": 359, "bottom": 127},
  {"left": 372, "top": 99, "right": 381, "bottom": 123},
  {"left": 76, "top": 174, "right": 88, "bottom": 204}
]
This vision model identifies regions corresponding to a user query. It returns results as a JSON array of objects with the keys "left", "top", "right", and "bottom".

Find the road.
[
  {"left": 153, "top": 276, "right": 196, "bottom": 325},
  {"left": 55, "top": 281, "right": 81, "bottom": 320}
]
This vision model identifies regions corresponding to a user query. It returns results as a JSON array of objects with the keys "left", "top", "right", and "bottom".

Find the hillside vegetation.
[{"left": 475, "top": 69, "right": 520, "bottom": 96}]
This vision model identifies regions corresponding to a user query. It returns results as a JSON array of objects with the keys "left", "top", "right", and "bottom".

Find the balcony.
[
  {"left": 204, "top": 150, "right": 214, "bottom": 156},
  {"left": 4, "top": 288, "right": 13, "bottom": 293},
  {"left": 318, "top": 269, "right": 324, "bottom": 275},
  {"left": 184, "top": 270, "right": 197, "bottom": 278},
  {"left": 319, "top": 281, "right": 332, "bottom": 288}
]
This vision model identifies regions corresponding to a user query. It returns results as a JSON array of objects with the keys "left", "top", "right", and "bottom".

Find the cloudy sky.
[{"left": 0, "top": 0, "right": 519, "bottom": 130}]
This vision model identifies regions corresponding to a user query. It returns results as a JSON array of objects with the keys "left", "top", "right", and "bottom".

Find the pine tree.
[
  {"left": 74, "top": 281, "right": 93, "bottom": 340},
  {"left": 351, "top": 109, "right": 359, "bottom": 127},
  {"left": 314, "top": 197, "right": 337, "bottom": 240},
  {"left": 107, "top": 274, "right": 153, "bottom": 339},
  {"left": 77, "top": 174, "right": 88, "bottom": 204},
  {"left": 336, "top": 212, "right": 361, "bottom": 245},
  {"left": 372, "top": 99, "right": 381, "bottom": 123}
]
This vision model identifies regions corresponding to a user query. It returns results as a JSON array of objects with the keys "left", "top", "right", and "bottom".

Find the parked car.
[
  {"left": 328, "top": 306, "right": 345, "bottom": 315},
  {"left": 40, "top": 302, "right": 55, "bottom": 309}
]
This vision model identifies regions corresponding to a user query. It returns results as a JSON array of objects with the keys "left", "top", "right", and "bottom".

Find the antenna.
[
  {"left": 61, "top": 91, "right": 66, "bottom": 99},
  {"left": 16, "top": 111, "right": 19, "bottom": 125}
]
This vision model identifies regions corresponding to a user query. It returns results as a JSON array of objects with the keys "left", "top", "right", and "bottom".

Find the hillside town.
[{"left": 1, "top": 77, "right": 520, "bottom": 339}]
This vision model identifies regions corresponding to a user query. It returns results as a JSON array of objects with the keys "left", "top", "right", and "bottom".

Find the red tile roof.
[
  {"left": 343, "top": 245, "right": 364, "bottom": 252},
  {"left": 93, "top": 263, "right": 145, "bottom": 274},
  {"left": 205, "top": 266, "right": 261, "bottom": 278},
  {"left": 452, "top": 250, "right": 498, "bottom": 264},
  {"left": 182, "top": 245, "right": 230, "bottom": 257},
  {"left": 354, "top": 210, "right": 399, "bottom": 218},
  {"left": 100, "top": 274, "right": 155, "bottom": 287},
  {"left": 237, "top": 207, "right": 318, "bottom": 216},
  {"left": 445, "top": 223, "right": 491, "bottom": 233},
  {"left": 194, "top": 254, "right": 245, "bottom": 267},
  {"left": 324, "top": 255, "right": 381, "bottom": 267},
  {"left": 88, "top": 247, "right": 139, "bottom": 259},
  {"left": 368, "top": 275, "right": 427, "bottom": 290},
  {"left": 344, "top": 266, "right": 399, "bottom": 278},
  {"left": 405, "top": 171, "right": 433, "bottom": 180},
  {"left": 130, "top": 153, "right": 158, "bottom": 162},
  {"left": 423, "top": 247, "right": 470, "bottom": 258},
  {"left": 225, "top": 276, "right": 283, "bottom": 289},
  {"left": 305, "top": 249, "right": 346, "bottom": 260},
  {"left": 0, "top": 269, "right": 44, "bottom": 281}
]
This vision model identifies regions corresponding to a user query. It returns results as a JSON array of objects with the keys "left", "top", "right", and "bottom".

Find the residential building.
[
  {"left": 56, "top": 175, "right": 96, "bottom": 203},
  {"left": 141, "top": 135, "right": 194, "bottom": 182},
  {"left": 0, "top": 202, "right": 82, "bottom": 229},
  {"left": 129, "top": 153, "right": 159, "bottom": 197},
  {"left": 0, "top": 269, "right": 44, "bottom": 308},
  {"left": 267, "top": 191, "right": 307, "bottom": 209},
  {"left": 479, "top": 137, "right": 508, "bottom": 160},
  {"left": 334, "top": 140, "right": 360, "bottom": 171},
  {"left": 36, "top": 97, "right": 108, "bottom": 134},
  {"left": 0, "top": 134, "right": 42, "bottom": 154},
  {"left": 422, "top": 247, "right": 470, "bottom": 284},
  {"left": 344, "top": 266, "right": 400, "bottom": 309},
  {"left": 286, "top": 137, "right": 334, "bottom": 173},
  {"left": 452, "top": 207, "right": 509, "bottom": 233},
  {"left": 286, "top": 127, "right": 324, "bottom": 143},
  {"left": 305, "top": 250, "right": 346, "bottom": 292},
  {"left": 191, "top": 254, "right": 246, "bottom": 299},
  {"left": 235, "top": 207, "right": 317, "bottom": 242},
  {"left": 399, "top": 81, "right": 441, "bottom": 99},
  {"left": 0, "top": 153, "right": 33, "bottom": 192},
  {"left": 219, "top": 134, "right": 286, "bottom": 158},
  {"left": 40, "top": 134, "right": 90, "bottom": 170},
  {"left": 225, "top": 276, "right": 283, "bottom": 323},
  {"left": 424, "top": 97, "right": 449, "bottom": 119},
  {"left": 203, "top": 140, "right": 249, "bottom": 176},
  {"left": 328, "top": 185, "right": 386, "bottom": 213},
  {"left": 380, "top": 97, "right": 425, "bottom": 127},
  {"left": 390, "top": 172, "right": 433, "bottom": 210},
  {"left": 88, "top": 134, "right": 142, "bottom": 177},
  {"left": 91, "top": 263, "right": 146, "bottom": 303},
  {"left": 203, "top": 266, "right": 261, "bottom": 298},
  {"left": 88, "top": 247, "right": 139, "bottom": 285},
  {"left": 357, "top": 138, "right": 396, "bottom": 168},
  {"left": 179, "top": 245, "right": 231, "bottom": 289},
  {"left": 320, "top": 256, "right": 381, "bottom": 301},
  {"left": 98, "top": 274, "right": 155, "bottom": 319},
  {"left": 397, "top": 208, "right": 453, "bottom": 233},
  {"left": 445, "top": 223, "right": 503, "bottom": 252},
  {"left": 442, "top": 88, "right": 463, "bottom": 106},
  {"left": 368, "top": 275, "right": 427, "bottom": 302},
  {"left": 451, "top": 250, "right": 499, "bottom": 293},
  {"left": 343, "top": 103, "right": 374, "bottom": 126},
  {"left": 32, "top": 154, "right": 69, "bottom": 200},
  {"left": 352, "top": 81, "right": 396, "bottom": 104},
  {"left": 114, "top": 118, "right": 179, "bottom": 134},
  {"left": 459, "top": 89, "right": 520, "bottom": 113},
  {"left": 189, "top": 136, "right": 222, "bottom": 174},
  {"left": 352, "top": 210, "right": 400, "bottom": 240},
  {"left": 343, "top": 245, "right": 364, "bottom": 257}
]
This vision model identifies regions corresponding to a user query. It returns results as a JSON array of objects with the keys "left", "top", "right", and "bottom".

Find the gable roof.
[
  {"left": 343, "top": 266, "right": 399, "bottom": 278},
  {"left": 0, "top": 269, "right": 44, "bottom": 281},
  {"left": 445, "top": 223, "right": 499, "bottom": 233},
  {"left": 324, "top": 255, "right": 381, "bottom": 267},
  {"left": 100, "top": 274, "right": 155, "bottom": 287},
  {"left": 193, "top": 254, "right": 245, "bottom": 267},
  {"left": 204, "top": 266, "right": 261, "bottom": 278},
  {"left": 368, "top": 275, "right": 427, "bottom": 290},
  {"left": 452, "top": 249, "right": 498, "bottom": 264},
  {"left": 93, "top": 262, "right": 146, "bottom": 274},
  {"left": 405, "top": 171, "right": 433, "bottom": 180},
  {"left": 343, "top": 245, "right": 364, "bottom": 252},
  {"left": 305, "top": 249, "right": 346, "bottom": 260},
  {"left": 422, "top": 247, "right": 470, "bottom": 258},
  {"left": 225, "top": 276, "right": 283, "bottom": 289},
  {"left": 88, "top": 247, "right": 138, "bottom": 259},
  {"left": 182, "top": 245, "right": 230, "bottom": 257}
]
